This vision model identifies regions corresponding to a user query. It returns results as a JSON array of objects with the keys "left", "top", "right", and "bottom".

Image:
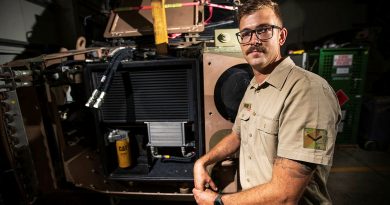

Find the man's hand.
[
  {"left": 193, "top": 159, "right": 218, "bottom": 191},
  {"left": 193, "top": 188, "right": 219, "bottom": 205}
]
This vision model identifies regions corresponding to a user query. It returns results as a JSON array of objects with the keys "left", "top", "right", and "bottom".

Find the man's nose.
[{"left": 249, "top": 33, "right": 261, "bottom": 45}]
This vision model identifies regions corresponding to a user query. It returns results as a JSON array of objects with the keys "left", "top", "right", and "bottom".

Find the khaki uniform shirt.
[{"left": 232, "top": 57, "right": 341, "bottom": 204}]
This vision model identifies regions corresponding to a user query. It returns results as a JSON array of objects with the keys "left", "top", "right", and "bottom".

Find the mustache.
[{"left": 246, "top": 44, "right": 266, "bottom": 55}]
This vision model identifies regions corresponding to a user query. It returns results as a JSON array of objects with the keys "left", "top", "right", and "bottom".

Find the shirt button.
[
  {"left": 249, "top": 133, "right": 252, "bottom": 137},
  {"left": 253, "top": 112, "right": 256, "bottom": 116},
  {"left": 247, "top": 178, "right": 250, "bottom": 182},
  {"left": 249, "top": 156, "right": 251, "bottom": 160}
]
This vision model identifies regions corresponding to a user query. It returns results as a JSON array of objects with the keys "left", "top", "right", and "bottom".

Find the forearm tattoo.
[{"left": 274, "top": 157, "right": 316, "bottom": 178}]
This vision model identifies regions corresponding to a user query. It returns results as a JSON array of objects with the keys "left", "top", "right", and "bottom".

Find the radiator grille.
[
  {"left": 88, "top": 60, "right": 196, "bottom": 122},
  {"left": 146, "top": 122, "right": 186, "bottom": 147}
]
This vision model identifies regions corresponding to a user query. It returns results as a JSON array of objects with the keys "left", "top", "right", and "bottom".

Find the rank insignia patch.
[{"left": 303, "top": 128, "right": 328, "bottom": 150}]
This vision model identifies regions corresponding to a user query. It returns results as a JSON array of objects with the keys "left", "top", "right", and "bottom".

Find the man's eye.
[
  {"left": 256, "top": 28, "right": 267, "bottom": 34},
  {"left": 241, "top": 32, "right": 251, "bottom": 38}
]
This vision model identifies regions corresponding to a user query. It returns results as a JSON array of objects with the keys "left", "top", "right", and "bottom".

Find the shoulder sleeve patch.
[{"left": 303, "top": 128, "right": 328, "bottom": 150}]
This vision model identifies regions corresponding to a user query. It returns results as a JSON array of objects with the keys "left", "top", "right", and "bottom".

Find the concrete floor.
[
  {"left": 32, "top": 145, "right": 390, "bottom": 205},
  {"left": 328, "top": 145, "right": 390, "bottom": 205},
  {"left": 104, "top": 145, "right": 390, "bottom": 205}
]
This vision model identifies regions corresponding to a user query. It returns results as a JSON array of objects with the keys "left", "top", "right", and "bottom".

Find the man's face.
[{"left": 238, "top": 7, "right": 287, "bottom": 73}]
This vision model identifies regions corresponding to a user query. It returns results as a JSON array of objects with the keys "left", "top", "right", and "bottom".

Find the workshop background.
[{"left": 1, "top": 0, "right": 390, "bottom": 205}]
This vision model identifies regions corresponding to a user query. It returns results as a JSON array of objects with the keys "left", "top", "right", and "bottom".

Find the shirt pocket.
[
  {"left": 257, "top": 116, "right": 279, "bottom": 135},
  {"left": 256, "top": 116, "right": 279, "bottom": 163},
  {"left": 238, "top": 109, "right": 252, "bottom": 138},
  {"left": 239, "top": 109, "right": 251, "bottom": 121}
]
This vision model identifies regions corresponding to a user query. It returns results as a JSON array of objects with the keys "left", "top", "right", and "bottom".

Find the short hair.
[{"left": 237, "top": 0, "right": 283, "bottom": 27}]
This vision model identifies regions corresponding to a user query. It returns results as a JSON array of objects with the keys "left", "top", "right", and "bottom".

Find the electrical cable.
[
  {"left": 161, "top": 151, "right": 195, "bottom": 162},
  {"left": 161, "top": 156, "right": 193, "bottom": 163},
  {"left": 204, "top": 0, "right": 213, "bottom": 24},
  {"left": 113, "top": 1, "right": 235, "bottom": 12}
]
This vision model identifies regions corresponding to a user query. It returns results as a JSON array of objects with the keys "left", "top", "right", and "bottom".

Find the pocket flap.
[
  {"left": 258, "top": 116, "right": 279, "bottom": 135},
  {"left": 238, "top": 109, "right": 251, "bottom": 121}
]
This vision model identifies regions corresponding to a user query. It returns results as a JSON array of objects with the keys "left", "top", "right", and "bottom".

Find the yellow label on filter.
[{"left": 116, "top": 138, "right": 131, "bottom": 168}]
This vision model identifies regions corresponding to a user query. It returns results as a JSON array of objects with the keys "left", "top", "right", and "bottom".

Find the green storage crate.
[
  {"left": 318, "top": 47, "right": 369, "bottom": 144},
  {"left": 306, "top": 50, "right": 320, "bottom": 74}
]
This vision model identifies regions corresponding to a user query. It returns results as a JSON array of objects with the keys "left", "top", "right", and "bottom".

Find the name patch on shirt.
[
  {"left": 243, "top": 103, "right": 251, "bottom": 110},
  {"left": 303, "top": 128, "right": 327, "bottom": 150}
]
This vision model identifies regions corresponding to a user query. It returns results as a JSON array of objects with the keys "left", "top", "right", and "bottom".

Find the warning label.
[
  {"left": 333, "top": 54, "right": 353, "bottom": 67},
  {"left": 336, "top": 89, "right": 349, "bottom": 106}
]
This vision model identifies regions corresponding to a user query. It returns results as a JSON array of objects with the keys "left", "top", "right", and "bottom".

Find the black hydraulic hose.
[
  {"left": 102, "top": 49, "right": 133, "bottom": 93},
  {"left": 161, "top": 156, "right": 193, "bottom": 163},
  {"left": 96, "top": 49, "right": 125, "bottom": 91},
  {"left": 87, "top": 48, "right": 134, "bottom": 108}
]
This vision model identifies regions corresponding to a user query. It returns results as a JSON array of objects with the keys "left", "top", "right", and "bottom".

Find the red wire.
[{"left": 204, "top": 0, "right": 213, "bottom": 24}]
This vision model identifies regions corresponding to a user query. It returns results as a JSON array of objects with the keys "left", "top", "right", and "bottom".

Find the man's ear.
[{"left": 279, "top": 28, "right": 288, "bottom": 46}]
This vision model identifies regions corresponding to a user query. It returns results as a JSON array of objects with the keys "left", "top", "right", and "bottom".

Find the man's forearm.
[
  {"left": 198, "top": 132, "right": 241, "bottom": 166},
  {"left": 221, "top": 157, "right": 315, "bottom": 205}
]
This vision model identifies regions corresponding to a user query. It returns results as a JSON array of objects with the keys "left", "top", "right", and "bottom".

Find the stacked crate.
[{"left": 318, "top": 48, "right": 369, "bottom": 144}]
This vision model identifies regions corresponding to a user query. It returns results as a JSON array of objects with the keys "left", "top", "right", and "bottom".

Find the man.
[{"left": 193, "top": 0, "right": 341, "bottom": 204}]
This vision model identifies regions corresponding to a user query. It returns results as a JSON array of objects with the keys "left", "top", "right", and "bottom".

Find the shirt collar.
[{"left": 249, "top": 56, "right": 295, "bottom": 90}]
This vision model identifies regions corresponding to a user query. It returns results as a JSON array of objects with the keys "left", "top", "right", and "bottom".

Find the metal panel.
[{"left": 104, "top": 0, "right": 204, "bottom": 38}]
